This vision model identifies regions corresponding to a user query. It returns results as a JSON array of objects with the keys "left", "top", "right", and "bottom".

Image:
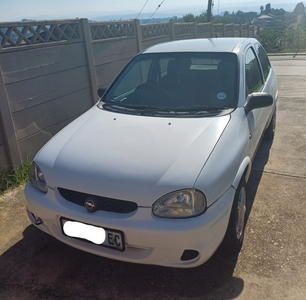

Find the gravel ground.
[{"left": 0, "top": 56, "right": 305, "bottom": 300}]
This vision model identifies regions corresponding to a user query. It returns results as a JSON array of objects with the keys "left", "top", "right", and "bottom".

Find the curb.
[{"left": 268, "top": 53, "right": 306, "bottom": 56}]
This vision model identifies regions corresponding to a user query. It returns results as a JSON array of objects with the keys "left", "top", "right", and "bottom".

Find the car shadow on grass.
[{"left": 0, "top": 139, "right": 273, "bottom": 300}]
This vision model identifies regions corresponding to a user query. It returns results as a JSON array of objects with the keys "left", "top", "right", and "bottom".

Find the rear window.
[{"left": 190, "top": 58, "right": 223, "bottom": 70}]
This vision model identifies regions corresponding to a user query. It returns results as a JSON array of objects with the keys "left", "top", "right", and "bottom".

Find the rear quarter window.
[
  {"left": 245, "top": 48, "right": 264, "bottom": 97},
  {"left": 255, "top": 43, "right": 271, "bottom": 81}
]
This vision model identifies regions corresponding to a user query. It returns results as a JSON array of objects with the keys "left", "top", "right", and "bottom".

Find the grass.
[{"left": 0, "top": 158, "right": 31, "bottom": 192}]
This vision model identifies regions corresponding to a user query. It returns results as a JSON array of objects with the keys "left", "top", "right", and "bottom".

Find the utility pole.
[{"left": 207, "top": 0, "right": 213, "bottom": 22}]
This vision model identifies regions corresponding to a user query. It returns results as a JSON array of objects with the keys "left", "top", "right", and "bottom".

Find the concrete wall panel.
[
  {"left": 0, "top": 130, "right": 9, "bottom": 169},
  {"left": 93, "top": 38, "right": 137, "bottom": 88},
  {"left": 13, "top": 88, "right": 92, "bottom": 141},
  {"left": 95, "top": 57, "right": 132, "bottom": 88},
  {"left": 174, "top": 34, "right": 195, "bottom": 40},
  {"left": 142, "top": 36, "right": 171, "bottom": 50},
  {"left": 6, "top": 65, "right": 90, "bottom": 113},
  {"left": 0, "top": 43, "right": 86, "bottom": 85},
  {"left": 17, "top": 114, "right": 82, "bottom": 161},
  {"left": 92, "top": 38, "right": 137, "bottom": 66},
  {"left": 0, "top": 125, "right": 4, "bottom": 146},
  {"left": 0, "top": 145, "right": 9, "bottom": 169}
]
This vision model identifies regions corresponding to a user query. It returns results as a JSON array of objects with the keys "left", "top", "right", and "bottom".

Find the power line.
[
  {"left": 144, "top": 0, "right": 166, "bottom": 24},
  {"left": 136, "top": 0, "right": 150, "bottom": 20}
]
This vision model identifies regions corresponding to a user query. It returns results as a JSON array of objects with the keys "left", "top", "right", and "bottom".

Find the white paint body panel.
[
  {"left": 25, "top": 183, "right": 235, "bottom": 268},
  {"left": 36, "top": 106, "right": 230, "bottom": 206}
]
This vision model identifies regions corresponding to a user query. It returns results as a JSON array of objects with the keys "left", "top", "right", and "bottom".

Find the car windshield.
[{"left": 99, "top": 52, "right": 238, "bottom": 117}]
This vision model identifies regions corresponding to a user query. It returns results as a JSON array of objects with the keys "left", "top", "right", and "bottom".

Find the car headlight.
[
  {"left": 153, "top": 189, "right": 206, "bottom": 219},
  {"left": 29, "top": 162, "right": 48, "bottom": 193}
]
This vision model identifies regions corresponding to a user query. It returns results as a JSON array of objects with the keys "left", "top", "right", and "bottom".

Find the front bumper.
[{"left": 24, "top": 183, "right": 235, "bottom": 268}]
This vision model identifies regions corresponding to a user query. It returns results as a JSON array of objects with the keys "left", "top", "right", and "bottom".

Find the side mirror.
[
  {"left": 97, "top": 87, "right": 107, "bottom": 98},
  {"left": 244, "top": 92, "right": 273, "bottom": 115}
]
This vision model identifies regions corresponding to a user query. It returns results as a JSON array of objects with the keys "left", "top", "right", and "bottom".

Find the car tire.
[
  {"left": 221, "top": 179, "right": 247, "bottom": 255},
  {"left": 264, "top": 110, "right": 276, "bottom": 140}
]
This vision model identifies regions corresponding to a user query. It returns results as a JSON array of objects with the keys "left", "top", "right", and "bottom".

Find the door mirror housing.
[
  {"left": 244, "top": 92, "right": 273, "bottom": 115},
  {"left": 97, "top": 87, "right": 107, "bottom": 98}
]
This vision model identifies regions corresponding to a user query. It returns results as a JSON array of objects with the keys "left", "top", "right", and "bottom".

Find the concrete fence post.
[
  {"left": 240, "top": 23, "right": 242, "bottom": 37},
  {"left": 223, "top": 23, "right": 226, "bottom": 37},
  {"left": 210, "top": 22, "right": 214, "bottom": 38},
  {"left": 135, "top": 19, "right": 143, "bottom": 53},
  {"left": 232, "top": 23, "right": 235, "bottom": 36},
  {"left": 194, "top": 22, "right": 198, "bottom": 39},
  {"left": 79, "top": 18, "right": 98, "bottom": 105},
  {"left": 170, "top": 21, "right": 175, "bottom": 41},
  {"left": 0, "top": 66, "right": 21, "bottom": 167}
]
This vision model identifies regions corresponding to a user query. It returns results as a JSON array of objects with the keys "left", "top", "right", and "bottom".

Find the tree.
[
  {"left": 293, "top": 2, "right": 306, "bottom": 16},
  {"left": 197, "top": 12, "right": 207, "bottom": 23},
  {"left": 293, "top": 3, "right": 306, "bottom": 29},
  {"left": 301, "top": 13, "right": 306, "bottom": 29},
  {"left": 245, "top": 12, "right": 258, "bottom": 23},
  {"left": 183, "top": 13, "right": 195, "bottom": 22}
]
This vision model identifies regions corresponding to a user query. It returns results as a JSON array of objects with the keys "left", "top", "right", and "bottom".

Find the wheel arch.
[{"left": 232, "top": 157, "right": 252, "bottom": 189}]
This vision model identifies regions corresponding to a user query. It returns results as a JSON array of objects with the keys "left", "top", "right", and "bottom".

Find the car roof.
[{"left": 143, "top": 38, "right": 251, "bottom": 53}]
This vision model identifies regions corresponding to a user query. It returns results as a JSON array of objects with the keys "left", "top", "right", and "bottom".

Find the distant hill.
[
  {"left": 139, "top": 18, "right": 172, "bottom": 24},
  {"left": 86, "top": 2, "right": 296, "bottom": 23}
]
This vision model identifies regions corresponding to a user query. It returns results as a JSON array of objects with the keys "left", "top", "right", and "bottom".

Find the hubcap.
[{"left": 236, "top": 187, "right": 246, "bottom": 240}]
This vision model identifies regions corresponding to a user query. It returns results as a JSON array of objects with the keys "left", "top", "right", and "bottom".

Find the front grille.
[{"left": 58, "top": 188, "right": 138, "bottom": 213}]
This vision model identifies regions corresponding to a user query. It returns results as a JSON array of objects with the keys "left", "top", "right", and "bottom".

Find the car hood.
[{"left": 36, "top": 107, "right": 230, "bottom": 206}]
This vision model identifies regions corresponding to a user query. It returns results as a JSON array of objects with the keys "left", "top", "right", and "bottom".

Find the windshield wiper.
[
  {"left": 173, "top": 106, "right": 231, "bottom": 112},
  {"left": 102, "top": 103, "right": 175, "bottom": 115},
  {"left": 101, "top": 102, "right": 232, "bottom": 116},
  {"left": 102, "top": 102, "right": 159, "bottom": 110}
]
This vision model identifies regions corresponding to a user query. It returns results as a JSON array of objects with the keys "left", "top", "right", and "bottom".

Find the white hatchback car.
[{"left": 25, "top": 38, "right": 277, "bottom": 268}]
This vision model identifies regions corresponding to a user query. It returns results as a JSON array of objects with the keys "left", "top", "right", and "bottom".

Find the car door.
[
  {"left": 254, "top": 42, "right": 276, "bottom": 116},
  {"left": 244, "top": 46, "right": 266, "bottom": 159}
]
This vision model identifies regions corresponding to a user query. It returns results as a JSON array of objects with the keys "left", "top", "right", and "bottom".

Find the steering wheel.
[{"left": 130, "top": 83, "right": 171, "bottom": 106}]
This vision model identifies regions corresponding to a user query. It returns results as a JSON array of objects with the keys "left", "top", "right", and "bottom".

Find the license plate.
[{"left": 60, "top": 218, "right": 125, "bottom": 251}]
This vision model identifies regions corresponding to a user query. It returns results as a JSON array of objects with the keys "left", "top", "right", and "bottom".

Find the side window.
[
  {"left": 245, "top": 48, "right": 263, "bottom": 98},
  {"left": 255, "top": 43, "right": 271, "bottom": 81}
]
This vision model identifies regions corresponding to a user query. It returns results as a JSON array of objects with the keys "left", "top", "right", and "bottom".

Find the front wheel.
[{"left": 221, "top": 179, "right": 247, "bottom": 254}]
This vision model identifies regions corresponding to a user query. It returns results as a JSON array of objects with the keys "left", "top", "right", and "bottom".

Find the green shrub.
[
  {"left": 260, "top": 28, "right": 306, "bottom": 53},
  {"left": 0, "top": 158, "right": 31, "bottom": 192}
]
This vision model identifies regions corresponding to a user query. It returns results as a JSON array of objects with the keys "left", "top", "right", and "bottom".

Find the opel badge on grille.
[{"left": 85, "top": 198, "right": 96, "bottom": 212}]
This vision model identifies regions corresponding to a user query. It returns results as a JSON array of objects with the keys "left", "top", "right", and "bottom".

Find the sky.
[{"left": 0, "top": 0, "right": 298, "bottom": 22}]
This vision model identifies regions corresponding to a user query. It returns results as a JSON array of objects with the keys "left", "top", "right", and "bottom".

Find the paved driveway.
[{"left": 0, "top": 56, "right": 305, "bottom": 300}]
